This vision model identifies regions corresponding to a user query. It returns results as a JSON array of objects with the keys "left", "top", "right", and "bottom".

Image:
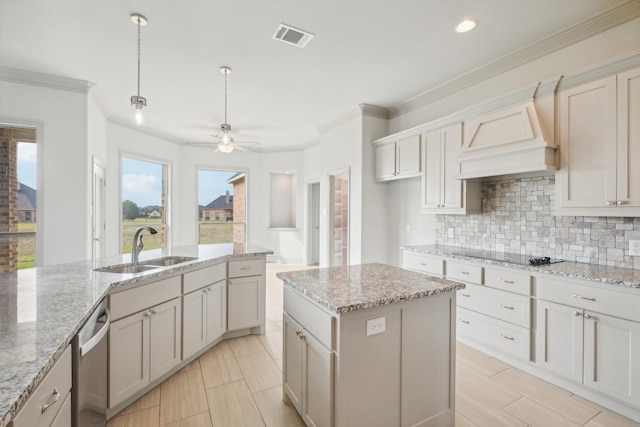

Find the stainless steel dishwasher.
[{"left": 72, "top": 299, "right": 110, "bottom": 427}]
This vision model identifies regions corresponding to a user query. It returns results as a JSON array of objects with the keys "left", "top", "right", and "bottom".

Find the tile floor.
[{"left": 107, "top": 263, "right": 640, "bottom": 427}]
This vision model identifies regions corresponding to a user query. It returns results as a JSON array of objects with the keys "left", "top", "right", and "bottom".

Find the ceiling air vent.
[{"left": 272, "top": 24, "right": 314, "bottom": 48}]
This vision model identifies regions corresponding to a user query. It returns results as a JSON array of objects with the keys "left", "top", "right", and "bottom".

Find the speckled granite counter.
[
  {"left": 277, "top": 263, "right": 465, "bottom": 314},
  {"left": 402, "top": 244, "right": 640, "bottom": 289},
  {"left": 0, "top": 243, "right": 271, "bottom": 427}
]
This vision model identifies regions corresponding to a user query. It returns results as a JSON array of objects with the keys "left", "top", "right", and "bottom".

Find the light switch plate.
[
  {"left": 366, "top": 317, "right": 386, "bottom": 336},
  {"left": 630, "top": 240, "right": 640, "bottom": 256}
]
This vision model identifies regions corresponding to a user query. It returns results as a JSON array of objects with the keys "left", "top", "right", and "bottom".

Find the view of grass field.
[
  {"left": 121, "top": 218, "right": 234, "bottom": 253},
  {"left": 17, "top": 222, "right": 36, "bottom": 269}
]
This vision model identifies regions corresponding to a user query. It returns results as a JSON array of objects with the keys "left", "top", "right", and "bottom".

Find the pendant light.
[
  {"left": 130, "top": 13, "right": 148, "bottom": 126},
  {"left": 218, "top": 66, "right": 234, "bottom": 152}
]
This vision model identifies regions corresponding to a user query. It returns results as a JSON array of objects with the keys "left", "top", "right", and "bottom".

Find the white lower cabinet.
[
  {"left": 183, "top": 279, "right": 226, "bottom": 359},
  {"left": 109, "top": 296, "right": 181, "bottom": 408},
  {"left": 537, "top": 299, "right": 640, "bottom": 407},
  {"left": 283, "top": 312, "right": 333, "bottom": 427},
  {"left": 228, "top": 258, "right": 265, "bottom": 331},
  {"left": 12, "top": 346, "right": 72, "bottom": 427}
]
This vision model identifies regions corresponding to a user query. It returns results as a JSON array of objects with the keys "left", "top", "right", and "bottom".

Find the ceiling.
[{"left": 0, "top": 0, "right": 635, "bottom": 151}]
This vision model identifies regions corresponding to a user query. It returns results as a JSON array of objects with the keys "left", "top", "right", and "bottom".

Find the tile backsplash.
[{"left": 434, "top": 176, "right": 640, "bottom": 269}]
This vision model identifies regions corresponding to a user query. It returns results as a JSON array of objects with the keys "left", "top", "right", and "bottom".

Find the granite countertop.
[
  {"left": 403, "top": 244, "right": 640, "bottom": 289},
  {"left": 277, "top": 263, "right": 465, "bottom": 314},
  {"left": 0, "top": 243, "right": 272, "bottom": 427}
]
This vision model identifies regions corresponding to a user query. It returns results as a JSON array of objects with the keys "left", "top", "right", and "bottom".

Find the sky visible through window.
[
  {"left": 17, "top": 142, "right": 37, "bottom": 188},
  {"left": 198, "top": 170, "right": 235, "bottom": 207},
  {"left": 122, "top": 157, "right": 163, "bottom": 207}
]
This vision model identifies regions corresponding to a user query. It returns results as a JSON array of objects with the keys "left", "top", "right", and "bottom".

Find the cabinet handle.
[
  {"left": 574, "top": 311, "right": 582, "bottom": 317},
  {"left": 459, "top": 271, "right": 470, "bottom": 275},
  {"left": 584, "top": 313, "right": 593, "bottom": 319},
  {"left": 459, "top": 293, "right": 470, "bottom": 297},
  {"left": 498, "top": 303, "right": 515, "bottom": 310},
  {"left": 41, "top": 388, "right": 60, "bottom": 413},
  {"left": 573, "top": 294, "right": 596, "bottom": 301},
  {"left": 144, "top": 311, "right": 152, "bottom": 317},
  {"left": 459, "top": 319, "right": 470, "bottom": 324},
  {"left": 499, "top": 278, "right": 515, "bottom": 284},
  {"left": 498, "top": 332, "right": 515, "bottom": 341},
  {"left": 240, "top": 267, "right": 251, "bottom": 271},
  {"left": 617, "top": 200, "right": 628, "bottom": 206},
  {"left": 419, "top": 262, "right": 427, "bottom": 266},
  {"left": 151, "top": 309, "right": 157, "bottom": 315},
  {"left": 606, "top": 201, "right": 616, "bottom": 206}
]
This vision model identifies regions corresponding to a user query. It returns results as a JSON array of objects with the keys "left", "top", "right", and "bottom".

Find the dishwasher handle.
[{"left": 80, "top": 308, "right": 110, "bottom": 357}]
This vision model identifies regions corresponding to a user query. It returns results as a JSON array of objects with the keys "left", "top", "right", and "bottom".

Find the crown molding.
[
  {"left": 0, "top": 66, "right": 94, "bottom": 93},
  {"left": 388, "top": 0, "right": 640, "bottom": 119},
  {"left": 557, "top": 49, "right": 640, "bottom": 91},
  {"left": 360, "top": 103, "right": 388, "bottom": 119}
]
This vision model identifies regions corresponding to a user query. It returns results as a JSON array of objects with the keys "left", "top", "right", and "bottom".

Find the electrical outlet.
[
  {"left": 630, "top": 240, "right": 640, "bottom": 256},
  {"left": 448, "top": 228, "right": 454, "bottom": 239},
  {"left": 366, "top": 317, "right": 386, "bottom": 336},
  {"left": 405, "top": 224, "right": 411, "bottom": 235}
]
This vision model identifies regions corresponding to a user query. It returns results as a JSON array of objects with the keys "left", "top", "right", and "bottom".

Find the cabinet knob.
[{"left": 41, "top": 388, "right": 60, "bottom": 413}]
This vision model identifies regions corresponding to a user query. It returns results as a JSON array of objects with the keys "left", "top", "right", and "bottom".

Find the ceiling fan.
[{"left": 210, "top": 66, "right": 261, "bottom": 153}]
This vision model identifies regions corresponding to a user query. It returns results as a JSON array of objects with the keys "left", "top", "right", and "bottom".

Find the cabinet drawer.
[
  {"left": 183, "top": 262, "right": 226, "bottom": 294},
  {"left": 457, "top": 284, "right": 531, "bottom": 328},
  {"left": 457, "top": 307, "right": 530, "bottom": 361},
  {"left": 110, "top": 275, "right": 181, "bottom": 320},
  {"left": 537, "top": 277, "right": 640, "bottom": 322},
  {"left": 484, "top": 267, "right": 531, "bottom": 295},
  {"left": 13, "top": 346, "right": 72, "bottom": 427},
  {"left": 403, "top": 251, "right": 444, "bottom": 276},
  {"left": 228, "top": 258, "right": 264, "bottom": 278},
  {"left": 446, "top": 261, "right": 483, "bottom": 284},
  {"left": 284, "top": 287, "right": 335, "bottom": 350}
]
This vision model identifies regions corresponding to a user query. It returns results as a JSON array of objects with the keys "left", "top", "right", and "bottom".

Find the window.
[
  {"left": 0, "top": 127, "right": 38, "bottom": 272},
  {"left": 198, "top": 169, "right": 246, "bottom": 244},
  {"left": 121, "top": 156, "right": 168, "bottom": 254}
]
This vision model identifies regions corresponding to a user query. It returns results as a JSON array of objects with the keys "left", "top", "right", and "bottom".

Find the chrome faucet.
[{"left": 131, "top": 226, "right": 158, "bottom": 263}]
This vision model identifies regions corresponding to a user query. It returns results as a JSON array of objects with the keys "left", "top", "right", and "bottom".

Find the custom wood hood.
[{"left": 457, "top": 78, "right": 560, "bottom": 180}]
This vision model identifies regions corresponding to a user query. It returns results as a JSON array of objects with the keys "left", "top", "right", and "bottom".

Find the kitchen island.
[
  {"left": 277, "top": 263, "right": 465, "bottom": 427},
  {"left": 0, "top": 243, "right": 271, "bottom": 427}
]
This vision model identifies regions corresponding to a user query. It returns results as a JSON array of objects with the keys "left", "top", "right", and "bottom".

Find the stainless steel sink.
[
  {"left": 144, "top": 256, "right": 197, "bottom": 267},
  {"left": 94, "top": 256, "right": 197, "bottom": 274},
  {"left": 94, "top": 264, "right": 160, "bottom": 274}
]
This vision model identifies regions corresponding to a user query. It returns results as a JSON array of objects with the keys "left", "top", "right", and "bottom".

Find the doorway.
[
  {"left": 328, "top": 169, "right": 349, "bottom": 267},
  {"left": 92, "top": 158, "right": 106, "bottom": 261},
  {"left": 307, "top": 181, "right": 320, "bottom": 266}
]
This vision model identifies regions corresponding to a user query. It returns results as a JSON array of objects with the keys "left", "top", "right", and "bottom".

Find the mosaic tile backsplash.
[{"left": 434, "top": 176, "right": 640, "bottom": 269}]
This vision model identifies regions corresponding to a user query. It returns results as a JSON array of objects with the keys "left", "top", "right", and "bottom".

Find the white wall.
[
  {"left": 87, "top": 87, "right": 109, "bottom": 257},
  {"left": 0, "top": 78, "right": 90, "bottom": 265},
  {"left": 382, "top": 17, "right": 640, "bottom": 267}
]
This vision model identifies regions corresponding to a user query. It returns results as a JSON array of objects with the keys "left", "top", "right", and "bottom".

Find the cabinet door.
[
  {"left": 302, "top": 329, "right": 334, "bottom": 427},
  {"left": 183, "top": 289, "right": 207, "bottom": 360},
  {"left": 616, "top": 67, "right": 640, "bottom": 208},
  {"left": 557, "top": 76, "right": 617, "bottom": 208},
  {"left": 440, "top": 123, "right": 464, "bottom": 209},
  {"left": 109, "top": 310, "right": 149, "bottom": 407},
  {"left": 422, "top": 128, "right": 442, "bottom": 210},
  {"left": 396, "top": 135, "right": 421, "bottom": 177},
  {"left": 149, "top": 298, "right": 182, "bottom": 382},
  {"left": 536, "top": 301, "right": 583, "bottom": 382},
  {"left": 283, "top": 313, "right": 304, "bottom": 413},
  {"left": 228, "top": 276, "right": 263, "bottom": 330},
  {"left": 206, "top": 280, "right": 227, "bottom": 344},
  {"left": 584, "top": 312, "right": 640, "bottom": 406},
  {"left": 375, "top": 143, "right": 397, "bottom": 181},
  {"left": 50, "top": 392, "right": 71, "bottom": 427}
]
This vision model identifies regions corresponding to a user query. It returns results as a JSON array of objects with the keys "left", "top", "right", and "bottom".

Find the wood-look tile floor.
[{"left": 108, "top": 263, "right": 640, "bottom": 427}]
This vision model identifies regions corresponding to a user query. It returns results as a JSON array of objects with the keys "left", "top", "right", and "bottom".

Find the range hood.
[{"left": 456, "top": 79, "right": 559, "bottom": 180}]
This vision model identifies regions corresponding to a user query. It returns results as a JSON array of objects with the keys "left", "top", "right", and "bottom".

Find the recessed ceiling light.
[{"left": 455, "top": 19, "right": 477, "bottom": 33}]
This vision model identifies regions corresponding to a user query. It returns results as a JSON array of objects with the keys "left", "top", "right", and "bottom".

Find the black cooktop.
[{"left": 451, "top": 251, "right": 564, "bottom": 266}]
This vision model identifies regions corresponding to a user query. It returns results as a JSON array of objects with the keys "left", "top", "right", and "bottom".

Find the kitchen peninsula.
[
  {"left": 0, "top": 243, "right": 271, "bottom": 427},
  {"left": 277, "top": 263, "right": 464, "bottom": 427}
]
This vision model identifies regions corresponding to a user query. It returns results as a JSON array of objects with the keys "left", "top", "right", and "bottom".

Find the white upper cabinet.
[
  {"left": 556, "top": 66, "right": 640, "bottom": 216},
  {"left": 374, "top": 134, "right": 421, "bottom": 181},
  {"left": 421, "top": 123, "right": 481, "bottom": 214}
]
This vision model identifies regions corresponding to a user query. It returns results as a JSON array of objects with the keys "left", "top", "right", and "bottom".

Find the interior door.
[{"left": 92, "top": 158, "right": 106, "bottom": 261}]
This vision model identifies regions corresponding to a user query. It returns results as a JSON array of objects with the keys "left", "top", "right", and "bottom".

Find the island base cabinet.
[
  {"left": 283, "top": 313, "right": 334, "bottom": 427},
  {"left": 109, "top": 297, "right": 181, "bottom": 408}
]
